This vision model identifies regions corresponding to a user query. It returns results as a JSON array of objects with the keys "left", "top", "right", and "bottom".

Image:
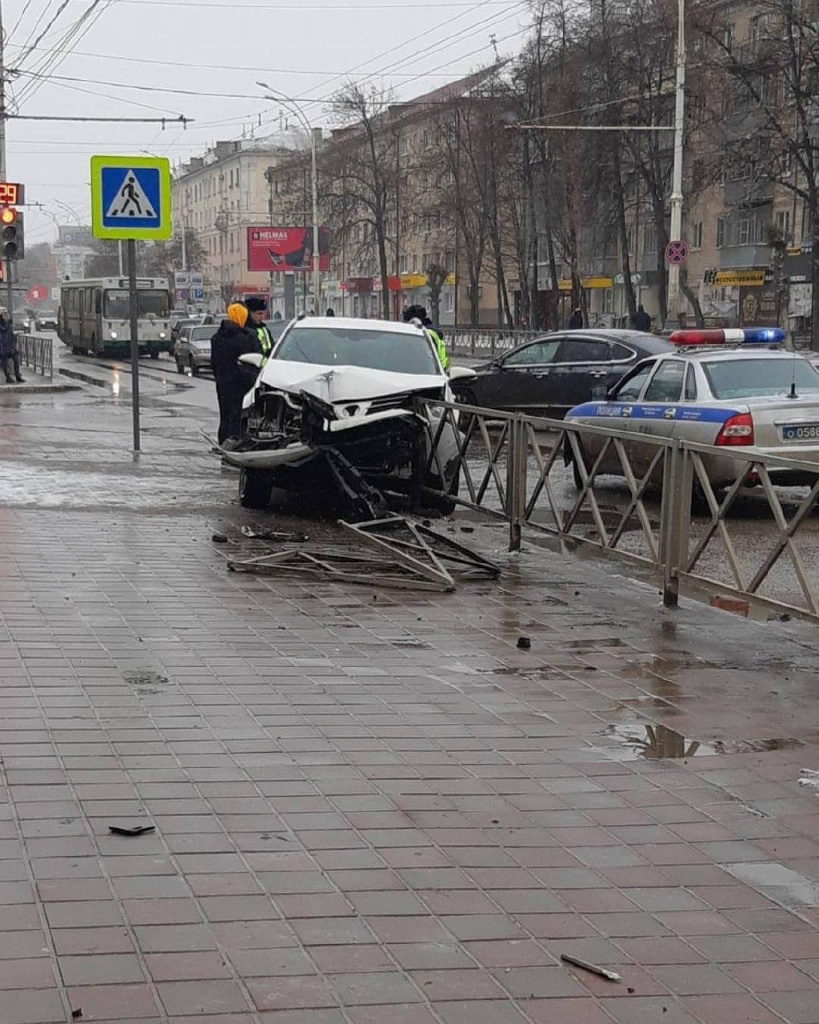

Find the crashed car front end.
[{"left": 219, "top": 363, "right": 461, "bottom": 513}]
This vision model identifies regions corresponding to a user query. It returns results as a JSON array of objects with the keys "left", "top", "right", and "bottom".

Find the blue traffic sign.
[{"left": 90, "top": 155, "right": 172, "bottom": 240}]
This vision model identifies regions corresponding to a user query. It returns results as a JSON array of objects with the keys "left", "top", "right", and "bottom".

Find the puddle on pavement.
[
  {"left": 599, "top": 722, "right": 805, "bottom": 761},
  {"left": 123, "top": 670, "right": 172, "bottom": 695}
]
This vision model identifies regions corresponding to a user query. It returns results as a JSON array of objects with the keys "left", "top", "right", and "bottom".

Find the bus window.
[{"left": 104, "top": 289, "right": 169, "bottom": 319}]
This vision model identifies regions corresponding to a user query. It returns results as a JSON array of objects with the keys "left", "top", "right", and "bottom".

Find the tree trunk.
[
  {"left": 812, "top": 231, "right": 819, "bottom": 352},
  {"left": 613, "top": 141, "right": 637, "bottom": 324},
  {"left": 680, "top": 274, "right": 704, "bottom": 328}
]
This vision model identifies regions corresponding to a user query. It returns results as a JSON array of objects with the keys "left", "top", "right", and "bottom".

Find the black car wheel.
[{"left": 239, "top": 467, "right": 273, "bottom": 509}]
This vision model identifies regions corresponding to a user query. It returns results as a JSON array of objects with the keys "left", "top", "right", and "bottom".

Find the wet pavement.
[{"left": 1, "top": 351, "right": 819, "bottom": 1023}]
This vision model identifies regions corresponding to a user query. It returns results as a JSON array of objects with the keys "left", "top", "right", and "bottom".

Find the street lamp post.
[
  {"left": 258, "top": 83, "right": 321, "bottom": 313},
  {"left": 666, "top": 0, "right": 686, "bottom": 329}
]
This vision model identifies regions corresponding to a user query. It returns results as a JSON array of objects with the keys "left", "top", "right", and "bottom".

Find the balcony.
[
  {"left": 719, "top": 244, "right": 772, "bottom": 269},
  {"left": 723, "top": 178, "right": 774, "bottom": 207}
]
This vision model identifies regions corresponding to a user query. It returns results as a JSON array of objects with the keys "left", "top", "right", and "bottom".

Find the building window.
[
  {"left": 445, "top": 291, "right": 454, "bottom": 314},
  {"left": 691, "top": 221, "right": 703, "bottom": 249},
  {"left": 643, "top": 222, "right": 657, "bottom": 254},
  {"left": 775, "top": 209, "right": 792, "bottom": 241},
  {"left": 737, "top": 218, "right": 750, "bottom": 246},
  {"left": 716, "top": 218, "right": 725, "bottom": 248}
]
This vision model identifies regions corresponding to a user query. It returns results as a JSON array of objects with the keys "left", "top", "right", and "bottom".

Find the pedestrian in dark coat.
[
  {"left": 210, "top": 303, "right": 261, "bottom": 445},
  {"left": 0, "top": 310, "right": 24, "bottom": 384},
  {"left": 632, "top": 304, "right": 652, "bottom": 332},
  {"left": 568, "top": 307, "right": 584, "bottom": 329}
]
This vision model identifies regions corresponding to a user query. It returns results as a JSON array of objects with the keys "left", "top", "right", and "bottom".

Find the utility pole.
[
  {"left": 0, "top": 0, "right": 13, "bottom": 315},
  {"left": 665, "top": 0, "right": 686, "bottom": 330}
]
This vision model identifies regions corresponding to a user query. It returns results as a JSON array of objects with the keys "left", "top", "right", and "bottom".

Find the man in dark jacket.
[
  {"left": 210, "top": 303, "right": 261, "bottom": 445},
  {"left": 0, "top": 310, "right": 24, "bottom": 384},
  {"left": 568, "top": 307, "right": 584, "bottom": 329},
  {"left": 632, "top": 304, "right": 652, "bottom": 332}
]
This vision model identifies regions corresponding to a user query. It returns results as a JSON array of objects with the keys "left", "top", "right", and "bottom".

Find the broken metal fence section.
[
  {"left": 20, "top": 335, "right": 54, "bottom": 378},
  {"left": 416, "top": 397, "right": 819, "bottom": 624}
]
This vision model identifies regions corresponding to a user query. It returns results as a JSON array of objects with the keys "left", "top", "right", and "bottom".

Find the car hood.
[{"left": 259, "top": 360, "right": 445, "bottom": 402}]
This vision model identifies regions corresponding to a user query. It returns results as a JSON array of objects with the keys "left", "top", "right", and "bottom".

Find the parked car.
[
  {"left": 455, "top": 330, "right": 673, "bottom": 418},
  {"left": 565, "top": 333, "right": 819, "bottom": 490},
  {"left": 174, "top": 324, "right": 216, "bottom": 375},
  {"left": 218, "top": 316, "right": 475, "bottom": 513}
]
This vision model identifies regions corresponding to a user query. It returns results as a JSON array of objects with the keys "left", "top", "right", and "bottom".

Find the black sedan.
[{"left": 453, "top": 330, "right": 673, "bottom": 418}]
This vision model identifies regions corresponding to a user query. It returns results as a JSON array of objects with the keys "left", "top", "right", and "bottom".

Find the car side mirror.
[
  {"left": 449, "top": 366, "right": 477, "bottom": 382},
  {"left": 591, "top": 384, "right": 609, "bottom": 400},
  {"left": 239, "top": 353, "right": 264, "bottom": 368}
]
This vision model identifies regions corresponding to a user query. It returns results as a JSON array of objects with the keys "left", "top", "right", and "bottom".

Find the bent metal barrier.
[
  {"left": 20, "top": 334, "right": 54, "bottom": 378},
  {"left": 416, "top": 397, "right": 819, "bottom": 624}
]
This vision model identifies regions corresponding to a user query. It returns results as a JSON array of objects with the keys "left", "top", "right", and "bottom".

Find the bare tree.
[
  {"left": 426, "top": 262, "right": 450, "bottom": 324},
  {"left": 329, "top": 84, "right": 398, "bottom": 319}
]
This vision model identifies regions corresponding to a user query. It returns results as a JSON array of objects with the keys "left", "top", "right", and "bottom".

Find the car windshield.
[
  {"left": 703, "top": 357, "right": 819, "bottom": 399},
  {"left": 190, "top": 327, "right": 216, "bottom": 341},
  {"left": 104, "top": 290, "right": 170, "bottom": 319},
  {"left": 275, "top": 327, "right": 439, "bottom": 375}
]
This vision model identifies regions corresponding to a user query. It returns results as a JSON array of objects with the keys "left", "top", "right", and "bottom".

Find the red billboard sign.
[{"left": 247, "top": 226, "right": 330, "bottom": 273}]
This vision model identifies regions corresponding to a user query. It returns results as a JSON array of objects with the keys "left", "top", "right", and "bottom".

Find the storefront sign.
[{"left": 714, "top": 269, "right": 766, "bottom": 288}]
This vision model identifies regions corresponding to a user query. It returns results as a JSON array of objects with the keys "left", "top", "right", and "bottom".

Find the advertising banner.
[{"left": 247, "top": 226, "right": 330, "bottom": 273}]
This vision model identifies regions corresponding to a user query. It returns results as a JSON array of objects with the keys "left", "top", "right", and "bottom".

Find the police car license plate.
[{"left": 781, "top": 423, "right": 819, "bottom": 442}]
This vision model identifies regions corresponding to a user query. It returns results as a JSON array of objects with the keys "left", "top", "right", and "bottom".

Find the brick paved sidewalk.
[{"left": 2, "top": 441, "right": 819, "bottom": 1022}]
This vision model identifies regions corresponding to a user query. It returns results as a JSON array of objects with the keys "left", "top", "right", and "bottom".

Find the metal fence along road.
[
  {"left": 20, "top": 335, "right": 54, "bottom": 378},
  {"left": 417, "top": 397, "right": 819, "bottom": 624},
  {"left": 446, "top": 327, "right": 540, "bottom": 357}
]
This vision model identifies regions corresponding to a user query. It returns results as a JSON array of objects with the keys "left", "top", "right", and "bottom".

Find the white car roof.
[
  {"left": 660, "top": 348, "right": 808, "bottom": 363},
  {"left": 287, "top": 316, "right": 427, "bottom": 337}
]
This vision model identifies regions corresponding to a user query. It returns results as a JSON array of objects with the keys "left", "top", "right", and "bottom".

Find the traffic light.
[{"left": 1, "top": 207, "right": 23, "bottom": 261}]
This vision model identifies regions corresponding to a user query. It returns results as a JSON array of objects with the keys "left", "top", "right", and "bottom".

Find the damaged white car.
[{"left": 219, "top": 316, "right": 474, "bottom": 518}]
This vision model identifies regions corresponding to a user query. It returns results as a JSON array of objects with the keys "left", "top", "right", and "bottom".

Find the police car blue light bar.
[{"left": 670, "top": 328, "right": 785, "bottom": 346}]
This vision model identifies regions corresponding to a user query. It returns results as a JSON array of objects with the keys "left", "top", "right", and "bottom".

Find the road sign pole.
[
  {"left": 5, "top": 257, "right": 12, "bottom": 316},
  {"left": 127, "top": 238, "right": 141, "bottom": 452}
]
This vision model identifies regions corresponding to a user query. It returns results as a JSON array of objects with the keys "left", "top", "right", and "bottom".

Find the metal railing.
[
  {"left": 417, "top": 397, "right": 819, "bottom": 623},
  {"left": 446, "top": 327, "right": 540, "bottom": 358},
  {"left": 19, "top": 335, "right": 54, "bottom": 378}
]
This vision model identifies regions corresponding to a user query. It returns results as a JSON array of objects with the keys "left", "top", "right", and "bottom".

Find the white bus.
[{"left": 58, "top": 277, "right": 173, "bottom": 358}]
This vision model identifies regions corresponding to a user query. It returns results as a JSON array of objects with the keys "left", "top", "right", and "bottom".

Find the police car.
[{"left": 565, "top": 329, "right": 819, "bottom": 489}]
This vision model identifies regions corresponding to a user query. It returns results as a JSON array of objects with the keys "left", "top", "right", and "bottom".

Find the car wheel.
[
  {"left": 423, "top": 465, "right": 460, "bottom": 515},
  {"left": 239, "top": 467, "right": 273, "bottom": 509},
  {"left": 189, "top": 356, "right": 200, "bottom": 377}
]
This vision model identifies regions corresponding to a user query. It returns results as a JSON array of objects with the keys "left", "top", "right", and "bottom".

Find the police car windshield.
[
  {"left": 275, "top": 327, "right": 439, "bottom": 375},
  {"left": 703, "top": 358, "right": 819, "bottom": 399}
]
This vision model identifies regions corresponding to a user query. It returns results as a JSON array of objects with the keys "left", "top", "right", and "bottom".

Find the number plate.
[{"left": 781, "top": 422, "right": 819, "bottom": 442}]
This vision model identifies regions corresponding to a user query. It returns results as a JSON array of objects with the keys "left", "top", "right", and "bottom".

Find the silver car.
[
  {"left": 566, "top": 347, "right": 819, "bottom": 489},
  {"left": 174, "top": 324, "right": 216, "bottom": 376}
]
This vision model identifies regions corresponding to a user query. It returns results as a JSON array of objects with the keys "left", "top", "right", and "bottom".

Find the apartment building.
[{"left": 172, "top": 135, "right": 302, "bottom": 308}]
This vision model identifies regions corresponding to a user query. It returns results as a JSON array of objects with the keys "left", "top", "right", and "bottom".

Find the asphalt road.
[{"left": 32, "top": 338, "right": 819, "bottom": 618}]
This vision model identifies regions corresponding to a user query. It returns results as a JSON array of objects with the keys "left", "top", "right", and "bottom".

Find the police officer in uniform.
[
  {"left": 245, "top": 296, "right": 274, "bottom": 363},
  {"left": 402, "top": 304, "right": 450, "bottom": 371}
]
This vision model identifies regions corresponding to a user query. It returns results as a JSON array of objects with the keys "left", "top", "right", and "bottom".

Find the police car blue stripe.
[{"left": 568, "top": 403, "right": 740, "bottom": 424}]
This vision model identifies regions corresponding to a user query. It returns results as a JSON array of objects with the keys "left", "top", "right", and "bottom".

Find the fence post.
[
  {"left": 506, "top": 415, "right": 526, "bottom": 552},
  {"left": 661, "top": 442, "right": 693, "bottom": 608}
]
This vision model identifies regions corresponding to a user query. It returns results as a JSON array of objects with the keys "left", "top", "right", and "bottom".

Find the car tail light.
[{"left": 716, "top": 412, "right": 754, "bottom": 447}]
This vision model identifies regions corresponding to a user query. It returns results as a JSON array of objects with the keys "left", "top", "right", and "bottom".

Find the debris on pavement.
[
  {"left": 561, "top": 954, "right": 621, "bottom": 982},
  {"left": 241, "top": 525, "right": 309, "bottom": 542},
  {"left": 71, "top": 1010, "right": 83, "bottom": 1020},
  {"left": 211, "top": 532, "right": 228, "bottom": 544},
  {"left": 109, "top": 824, "right": 156, "bottom": 837},
  {"left": 226, "top": 515, "right": 499, "bottom": 594},
  {"left": 799, "top": 768, "right": 819, "bottom": 792},
  {"left": 517, "top": 636, "right": 532, "bottom": 650}
]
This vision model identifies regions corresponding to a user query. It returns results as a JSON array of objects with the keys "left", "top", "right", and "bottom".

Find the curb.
[{"left": 0, "top": 380, "right": 80, "bottom": 395}]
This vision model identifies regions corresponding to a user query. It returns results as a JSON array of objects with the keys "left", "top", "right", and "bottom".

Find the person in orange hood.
[{"left": 210, "top": 303, "right": 261, "bottom": 445}]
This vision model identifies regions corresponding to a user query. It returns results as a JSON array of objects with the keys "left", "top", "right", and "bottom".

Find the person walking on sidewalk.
[
  {"left": 210, "top": 303, "right": 260, "bottom": 445},
  {"left": 0, "top": 309, "right": 24, "bottom": 384}
]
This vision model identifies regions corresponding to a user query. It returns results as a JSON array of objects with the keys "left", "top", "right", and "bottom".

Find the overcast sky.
[{"left": 4, "top": 0, "right": 532, "bottom": 248}]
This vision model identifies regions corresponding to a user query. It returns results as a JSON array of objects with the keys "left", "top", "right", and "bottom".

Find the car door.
[
  {"left": 586, "top": 359, "right": 658, "bottom": 474},
  {"left": 479, "top": 337, "right": 564, "bottom": 412},
  {"left": 629, "top": 358, "right": 687, "bottom": 475},
  {"left": 549, "top": 337, "right": 615, "bottom": 414}
]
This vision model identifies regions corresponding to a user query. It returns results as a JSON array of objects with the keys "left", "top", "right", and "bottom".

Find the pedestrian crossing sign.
[{"left": 91, "top": 155, "right": 172, "bottom": 240}]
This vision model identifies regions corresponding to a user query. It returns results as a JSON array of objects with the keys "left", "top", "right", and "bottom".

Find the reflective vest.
[
  {"left": 256, "top": 324, "right": 273, "bottom": 361},
  {"left": 427, "top": 327, "right": 450, "bottom": 371}
]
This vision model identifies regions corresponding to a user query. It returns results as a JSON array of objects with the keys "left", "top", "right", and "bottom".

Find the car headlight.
[
  {"left": 110, "top": 332, "right": 118, "bottom": 339},
  {"left": 159, "top": 332, "right": 167, "bottom": 339}
]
